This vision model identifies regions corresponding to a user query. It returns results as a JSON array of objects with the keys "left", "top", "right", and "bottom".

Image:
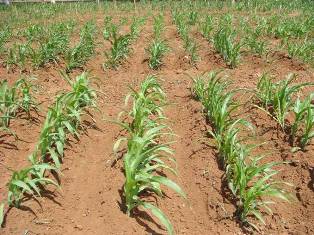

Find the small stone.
[{"left": 75, "top": 224, "right": 83, "bottom": 230}]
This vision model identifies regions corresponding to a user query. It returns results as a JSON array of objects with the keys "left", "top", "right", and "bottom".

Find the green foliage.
[
  {"left": 0, "top": 26, "right": 11, "bottom": 53},
  {"left": 287, "top": 40, "right": 313, "bottom": 64},
  {"left": 192, "top": 71, "right": 237, "bottom": 138},
  {"left": 4, "top": 21, "right": 75, "bottom": 70},
  {"left": 213, "top": 27, "right": 242, "bottom": 68},
  {"left": 246, "top": 35, "right": 268, "bottom": 57},
  {"left": 7, "top": 163, "right": 58, "bottom": 208},
  {"left": 147, "top": 39, "right": 169, "bottom": 69},
  {"left": 65, "top": 21, "right": 96, "bottom": 71},
  {"left": 229, "top": 145, "right": 292, "bottom": 229},
  {"left": 172, "top": 12, "right": 199, "bottom": 65},
  {"left": 188, "top": 11, "right": 198, "bottom": 25},
  {"left": 0, "top": 78, "right": 37, "bottom": 128},
  {"left": 130, "top": 17, "right": 146, "bottom": 40},
  {"left": 5, "top": 43, "right": 30, "bottom": 69},
  {"left": 291, "top": 93, "right": 314, "bottom": 150},
  {"left": 103, "top": 17, "right": 145, "bottom": 69},
  {"left": 30, "top": 72, "right": 97, "bottom": 168},
  {"left": 104, "top": 24, "right": 132, "bottom": 69},
  {"left": 193, "top": 70, "right": 292, "bottom": 230},
  {"left": 153, "top": 14, "right": 165, "bottom": 39},
  {"left": 256, "top": 73, "right": 311, "bottom": 129},
  {"left": 199, "top": 15, "right": 214, "bottom": 41},
  {"left": 5, "top": 72, "right": 96, "bottom": 212},
  {"left": 114, "top": 76, "right": 185, "bottom": 235}
]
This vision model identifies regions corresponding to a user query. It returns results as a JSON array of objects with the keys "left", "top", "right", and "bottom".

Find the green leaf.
[
  {"left": 0, "top": 203, "right": 4, "bottom": 227},
  {"left": 251, "top": 209, "right": 265, "bottom": 225},
  {"left": 141, "top": 202, "right": 174, "bottom": 235},
  {"left": 11, "top": 180, "right": 32, "bottom": 194},
  {"left": 151, "top": 176, "right": 186, "bottom": 199},
  {"left": 56, "top": 141, "right": 64, "bottom": 156},
  {"left": 48, "top": 147, "right": 61, "bottom": 169}
]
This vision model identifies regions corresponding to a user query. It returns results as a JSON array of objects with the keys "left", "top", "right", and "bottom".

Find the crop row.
[
  {"left": 113, "top": 76, "right": 185, "bottom": 234},
  {"left": 0, "top": 72, "right": 97, "bottom": 226},
  {"left": 192, "top": 70, "right": 314, "bottom": 230},
  {"left": 1, "top": 10, "right": 313, "bottom": 72},
  {"left": 1, "top": 20, "right": 95, "bottom": 72}
]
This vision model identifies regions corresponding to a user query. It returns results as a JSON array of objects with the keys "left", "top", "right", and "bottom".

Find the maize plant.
[
  {"left": 192, "top": 71, "right": 238, "bottom": 138},
  {"left": 188, "top": 11, "right": 198, "bottom": 25},
  {"left": 147, "top": 39, "right": 169, "bottom": 69},
  {"left": 0, "top": 26, "right": 12, "bottom": 53},
  {"left": 130, "top": 17, "right": 146, "bottom": 40},
  {"left": 5, "top": 72, "right": 97, "bottom": 214},
  {"left": 153, "top": 14, "right": 165, "bottom": 39},
  {"left": 5, "top": 43, "right": 31, "bottom": 70},
  {"left": 213, "top": 26, "right": 242, "bottom": 68},
  {"left": 255, "top": 73, "right": 312, "bottom": 130},
  {"left": 114, "top": 76, "right": 186, "bottom": 235},
  {"left": 193, "top": 70, "right": 292, "bottom": 230},
  {"left": 184, "top": 37, "right": 199, "bottom": 65},
  {"left": 32, "top": 31, "right": 69, "bottom": 68},
  {"left": 23, "top": 24, "right": 45, "bottom": 42},
  {"left": 287, "top": 40, "right": 313, "bottom": 64},
  {"left": 103, "top": 21, "right": 133, "bottom": 69},
  {"left": 0, "top": 78, "right": 37, "bottom": 129},
  {"left": 173, "top": 13, "right": 199, "bottom": 65},
  {"left": 246, "top": 34, "right": 268, "bottom": 57},
  {"left": 291, "top": 93, "right": 314, "bottom": 150},
  {"left": 29, "top": 72, "right": 96, "bottom": 168},
  {"left": 65, "top": 21, "right": 96, "bottom": 71},
  {"left": 228, "top": 144, "right": 292, "bottom": 230},
  {"left": 199, "top": 15, "right": 214, "bottom": 41},
  {"left": 7, "top": 163, "right": 58, "bottom": 208}
]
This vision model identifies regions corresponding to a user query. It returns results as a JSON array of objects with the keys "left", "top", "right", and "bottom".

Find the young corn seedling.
[
  {"left": 192, "top": 71, "right": 237, "bottom": 138},
  {"left": 193, "top": 71, "right": 292, "bottom": 230},
  {"left": 7, "top": 163, "right": 58, "bottom": 208},
  {"left": 34, "top": 29, "right": 70, "bottom": 68},
  {"left": 153, "top": 14, "right": 165, "bottom": 39},
  {"left": 184, "top": 38, "right": 199, "bottom": 65},
  {"left": 0, "top": 78, "right": 37, "bottom": 128},
  {"left": 5, "top": 43, "right": 31, "bottom": 70},
  {"left": 30, "top": 72, "right": 96, "bottom": 168},
  {"left": 291, "top": 93, "right": 314, "bottom": 150},
  {"left": 229, "top": 145, "right": 292, "bottom": 230},
  {"left": 199, "top": 15, "right": 214, "bottom": 41},
  {"left": 147, "top": 39, "right": 169, "bottom": 69},
  {"left": 216, "top": 119, "right": 253, "bottom": 168},
  {"left": 246, "top": 34, "right": 268, "bottom": 58},
  {"left": 130, "top": 17, "right": 146, "bottom": 40},
  {"left": 104, "top": 21, "right": 136, "bottom": 69},
  {"left": 255, "top": 73, "right": 311, "bottom": 130},
  {"left": 0, "top": 26, "right": 12, "bottom": 54},
  {"left": 188, "top": 11, "right": 198, "bottom": 25},
  {"left": 0, "top": 80, "right": 19, "bottom": 128},
  {"left": 23, "top": 24, "right": 45, "bottom": 43},
  {"left": 213, "top": 27, "right": 242, "bottom": 68},
  {"left": 299, "top": 99, "right": 314, "bottom": 149},
  {"left": 104, "top": 33, "right": 131, "bottom": 69},
  {"left": 287, "top": 40, "right": 313, "bottom": 64},
  {"left": 114, "top": 76, "right": 186, "bottom": 235},
  {"left": 65, "top": 21, "right": 96, "bottom": 71}
]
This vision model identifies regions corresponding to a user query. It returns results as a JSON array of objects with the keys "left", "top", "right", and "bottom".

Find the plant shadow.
[
  {"left": 308, "top": 167, "right": 314, "bottom": 192},
  {"left": 117, "top": 187, "right": 165, "bottom": 235}
]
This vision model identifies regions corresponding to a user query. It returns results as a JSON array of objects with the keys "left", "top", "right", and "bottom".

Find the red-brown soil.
[{"left": 0, "top": 10, "right": 314, "bottom": 235}]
